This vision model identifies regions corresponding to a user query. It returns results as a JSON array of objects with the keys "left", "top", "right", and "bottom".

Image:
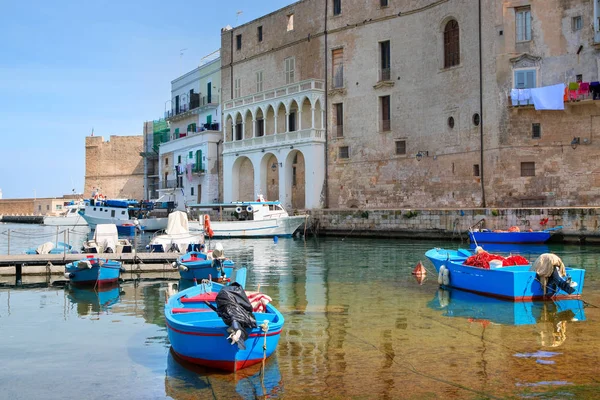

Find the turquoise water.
[{"left": 0, "top": 229, "right": 599, "bottom": 398}]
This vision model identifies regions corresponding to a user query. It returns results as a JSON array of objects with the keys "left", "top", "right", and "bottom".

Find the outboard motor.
[{"left": 214, "top": 283, "right": 257, "bottom": 350}]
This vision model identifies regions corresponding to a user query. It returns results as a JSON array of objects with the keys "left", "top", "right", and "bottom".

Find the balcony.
[
  {"left": 159, "top": 179, "right": 180, "bottom": 189},
  {"left": 224, "top": 79, "right": 324, "bottom": 111},
  {"left": 223, "top": 128, "right": 326, "bottom": 154},
  {"left": 165, "top": 95, "right": 221, "bottom": 121},
  {"left": 379, "top": 68, "right": 391, "bottom": 82},
  {"left": 192, "top": 163, "right": 205, "bottom": 175}
]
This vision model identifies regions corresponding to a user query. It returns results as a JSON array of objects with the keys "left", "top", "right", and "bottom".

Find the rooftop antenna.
[{"left": 236, "top": 10, "right": 243, "bottom": 25}]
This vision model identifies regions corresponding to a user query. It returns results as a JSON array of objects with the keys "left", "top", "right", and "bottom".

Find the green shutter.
[
  {"left": 189, "top": 151, "right": 193, "bottom": 158},
  {"left": 195, "top": 150, "right": 203, "bottom": 172}
]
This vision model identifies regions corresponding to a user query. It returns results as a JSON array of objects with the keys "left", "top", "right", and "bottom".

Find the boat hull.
[
  {"left": 82, "top": 213, "right": 167, "bottom": 231},
  {"left": 65, "top": 258, "right": 123, "bottom": 286},
  {"left": 189, "top": 215, "right": 306, "bottom": 238},
  {"left": 43, "top": 215, "right": 88, "bottom": 226},
  {"left": 176, "top": 252, "right": 235, "bottom": 281},
  {"left": 165, "top": 279, "right": 284, "bottom": 372},
  {"left": 469, "top": 231, "right": 551, "bottom": 244},
  {"left": 425, "top": 248, "right": 585, "bottom": 301}
]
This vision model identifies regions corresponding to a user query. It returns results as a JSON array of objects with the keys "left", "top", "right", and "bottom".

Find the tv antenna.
[{"left": 236, "top": 10, "right": 243, "bottom": 25}]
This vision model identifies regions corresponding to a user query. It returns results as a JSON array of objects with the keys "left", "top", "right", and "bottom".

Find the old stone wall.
[
  {"left": 84, "top": 135, "right": 144, "bottom": 199},
  {"left": 0, "top": 199, "right": 34, "bottom": 216},
  {"left": 309, "top": 207, "right": 600, "bottom": 243}
]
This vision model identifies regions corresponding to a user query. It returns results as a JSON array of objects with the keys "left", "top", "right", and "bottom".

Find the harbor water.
[{"left": 0, "top": 223, "right": 599, "bottom": 399}]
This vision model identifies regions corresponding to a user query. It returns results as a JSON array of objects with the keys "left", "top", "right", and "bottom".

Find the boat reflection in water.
[
  {"left": 429, "top": 288, "right": 586, "bottom": 347},
  {"left": 66, "top": 283, "right": 122, "bottom": 316},
  {"left": 165, "top": 348, "right": 283, "bottom": 399}
]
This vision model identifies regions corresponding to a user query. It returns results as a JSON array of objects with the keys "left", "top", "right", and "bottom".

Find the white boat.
[
  {"left": 188, "top": 197, "right": 307, "bottom": 238},
  {"left": 80, "top": 189, "right": 185, "bottom": 231},
  {"left": 81, "top": 224, "right": 133, "bottom": 253},
  {"left": 43, "top": 201, "right": 88, "bottom": 226},
  {"left": 148, "top": 211, "right": 204, "bottom": 252}
]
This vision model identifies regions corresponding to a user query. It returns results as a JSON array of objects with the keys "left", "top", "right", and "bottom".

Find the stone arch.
[
  {"left": 242, "top": 109, "right": 253, "bottom": 139},
  {"left": 234, "top": 111, "right": 243, "bottom": 141},
  {"left": 286, "top": 149, "right": 305, "bottom": 209},
  {"left": 299, "top": 96, "right": 312, "bottom": 130},
  {"left": 225, "top": 114, "right": 234, "bottom": 142},
  {"left": 275, "top": 102, "right": 287, "bottom": 133},
  {"left": 288, "top": 99, "right": 300, "bottom": 131},
  {"left": 265, "top": 104, "right": 276, "bottom": 135},
  {"left": 260, "top": 153, "right": 280, "bottom": 201},
  {"left": 440, "top": 16, "right": 460, "bottom": 69},
  {"left": 232, "top": 156, "right": 255, "bottom": 201}
]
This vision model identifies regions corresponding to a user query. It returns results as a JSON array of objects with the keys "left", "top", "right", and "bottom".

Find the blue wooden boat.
[
  {"left": 165, "top": 275, "right": 284, "bottom": 372},
  {"left": 25, "top": 241, "right": 77, "bottom": 255},
  {"left": 173, "top": 251, "right": 235, "bottom": 281},
  {"left": 64, "top": 256, "right": 125, "bottom": 286},
  {"left": 428, "top": 288, "right": 586, "bottom": 325},
  {"left": 425, "top": 248, "right": 585, "bottom": 301},
  {"left": 469, "top": 229, "right": 551, "bottom": 244}
]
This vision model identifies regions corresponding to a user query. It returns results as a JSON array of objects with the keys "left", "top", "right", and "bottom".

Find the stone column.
[{"left": 252, "top": 119, "right": 256, "bottom": 138}]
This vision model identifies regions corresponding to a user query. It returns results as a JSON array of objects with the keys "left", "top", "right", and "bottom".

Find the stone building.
[
  {"left": 221, "top": 0, "right": 600, "bottom": 210},
  {"left": 220, "top": 1, "right": 326, "bottom": 210},
  {"left": 158, "top": 52, "right": 223, "bottom": 205},
  {"left": 84, "top": 135, "right": 144, "bottom": 199}
]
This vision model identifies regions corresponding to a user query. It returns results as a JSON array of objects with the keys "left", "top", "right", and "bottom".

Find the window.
[
  {"left": 195, "top": 150, "right": 203, "bottom": 171},
  {"left": 516, "top": 7, "right": 531, "bottom": 42},
  {"left": 380, "top": 95, "right": 390, "bottom": 131},
  {"left": 572, "top": 16, "right": 583, "bottom": 31},
  {"left": 236, "top": 122, "right": 243, "bottom": 140},
  {"left": 380, "top": 0, "right": 388, "bottom": 7},
  {"left": 379, "top": 40, "right": 390, "bottom": 81},
  {"left": 236, "top": 34, "right": 242, "bottom": 50},
  {"left": 521, "top": 162, "right": 535, "bottom": 177},
  {"left": 256, "top": 119, "right": 265, "bottom": 136},
  {"left": 285, "top": 57, "right": 295, "bottom": 84},
  {"left": 332, "top": 48, "right": 344, "bottom": 88},
  {"left": 258, "top": 25, "right": 263, "bottom": 42},
  {"left": 532, "top": 123, "right": 541, "bottom": 139},
  {"left": 288, "top": 112, "right": 296, "bottom": 132},
  {"left": 165, "top": 157, "right": 169, "bottom": 165},
  {"left": 334, "top": 103, "right": 343, "bottom": 137},
  {"left": 178, "top": 176, "right": 183, "bottom": 188},
  {"left": 178, "top": 155, "right": 181, "bottom": 163},
  {"left": 47, "top": 205, "right": 50, "bottom": 211},
  {"left": 38, "top": 205, "right": 41, "bottom": 211},
  {"left": 333, "top": 0, "right": 341, "bottom": 15},
  {"left": 234, "top": 78, "right": 241, "bottom": 98},
  {"left": 473, "top": 164, "right": 480, "bottom": 177},
  {"left": 292, "top": 166, "right": 297, "bottom": 186},
  {"left": 287, "top": 14, "right": 294, "bottom": 31},
  {"left": 339, "top": 146, "right": 349, "bottom": 159},
  {"left": 191, "top": 187, "right": 194, "bottom": 196},
  {"left": 576, "top": 74, "right": 582, "bottom": 83},
  {"left": 444, "top": 20, "right": 460, "bottom": 68},
  {"left": 395, "top": 140, "right": 406, "bottom": 155},
  {"left": 514, "top": 69, "right": 536, "bottom": 88},
  {"left": 256, "top": 71, "right": 263, "bottom": 92},
  {"left": 189, "top": 151, "right": 193, "bottom": 158},
  {"left": 111, "top": 210, "right": 115, "bottom": 218}
]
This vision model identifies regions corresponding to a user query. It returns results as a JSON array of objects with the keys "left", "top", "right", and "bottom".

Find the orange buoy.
[{"left": 204, "top": 214, "right": 214, "bottom": 238}]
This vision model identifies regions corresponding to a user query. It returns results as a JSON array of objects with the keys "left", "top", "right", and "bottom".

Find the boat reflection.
[
  {"left": 66, "top": 283, "right": 122, "bottom": 316},
  {"left": 428, "top": 288, "right": 585, "bottom": 347},
  {"left": 165, "top": 348, "right": 283, "bottom": 399}
]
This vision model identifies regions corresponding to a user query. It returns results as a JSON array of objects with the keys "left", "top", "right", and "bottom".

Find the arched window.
[{"left": 444, "top": 20, "right": 460, "bottom": 68}]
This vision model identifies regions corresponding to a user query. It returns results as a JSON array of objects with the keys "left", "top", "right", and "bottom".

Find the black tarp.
[{"left": 215, "top": 283, "right": 257, "bottom": 350}]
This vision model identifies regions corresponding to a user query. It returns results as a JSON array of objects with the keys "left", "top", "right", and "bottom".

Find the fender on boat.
[
  {"left": 442, "top": 268, "right": 450, "bottom": 286},
  {"left": 438, "top": 265, "right": 446, "bottom": 285}
]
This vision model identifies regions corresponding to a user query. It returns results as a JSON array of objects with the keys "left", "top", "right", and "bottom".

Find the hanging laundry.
[
  {"left": 186, "top": 163, "right": 192, "bottom": 182},
  {"left": 510, "top": 88, "right": 532, "bottom": 106},
  {"left": 530, "top": 83, "right": 565, "bottom": 110}
]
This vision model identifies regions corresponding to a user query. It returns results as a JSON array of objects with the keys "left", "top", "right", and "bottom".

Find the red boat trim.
[
  {"left": 445, "top": 285, "right": 581, "bottom": 302},
  {"left": 166, "top": 320, "right": 282, "bottom": 337},
  {"left": 171, "top": 349, "right": 264, "bottom": 371}
]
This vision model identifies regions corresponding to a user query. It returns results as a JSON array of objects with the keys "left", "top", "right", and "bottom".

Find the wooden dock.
[{"left": 0, "top": 252, "right": 179, "bottom": 267}]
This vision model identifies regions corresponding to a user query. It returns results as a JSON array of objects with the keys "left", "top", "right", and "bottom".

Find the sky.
[{"left": 0, "top": 0, "right": 296, "bottom": 199}]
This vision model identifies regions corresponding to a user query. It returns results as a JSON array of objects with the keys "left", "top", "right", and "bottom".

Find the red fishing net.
[{"left": 464, "top": 252, "right": 529, "bottom": 269}]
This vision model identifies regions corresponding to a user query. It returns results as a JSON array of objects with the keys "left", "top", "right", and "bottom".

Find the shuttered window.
[
  {"left": 516, "top": 8, "right": 531, "bottom": 42},
  {"left": 334, "top": 103, "right": 343, "bottom": 137},
  {"left": 285, "top": 57, "right": 295, "bottom": 84},
  {"left": 332, "top": 49, "right": 344, "bottom": 88},
  {"left": 514, "top": 69, "right": 536, "bottom": 88},
  {"left": 380, "top": 95, "right": 390, "bottom": 131},
  {"left": 256, "top": 71, "right": 263, "bottom": 92}
]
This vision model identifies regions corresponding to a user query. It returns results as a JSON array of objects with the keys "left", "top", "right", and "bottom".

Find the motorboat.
[
  {"left": 187, "top": 195, "right": 307, "bottom": 238},
  {"left": 81, "top": 224, "right": 132, "bottom": 253},
  {"left": 148, "top": 211, "right": 204, "bottom": 253},
  {"left": 43, "top": 200, "right": 88, "bottom": 226}
]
